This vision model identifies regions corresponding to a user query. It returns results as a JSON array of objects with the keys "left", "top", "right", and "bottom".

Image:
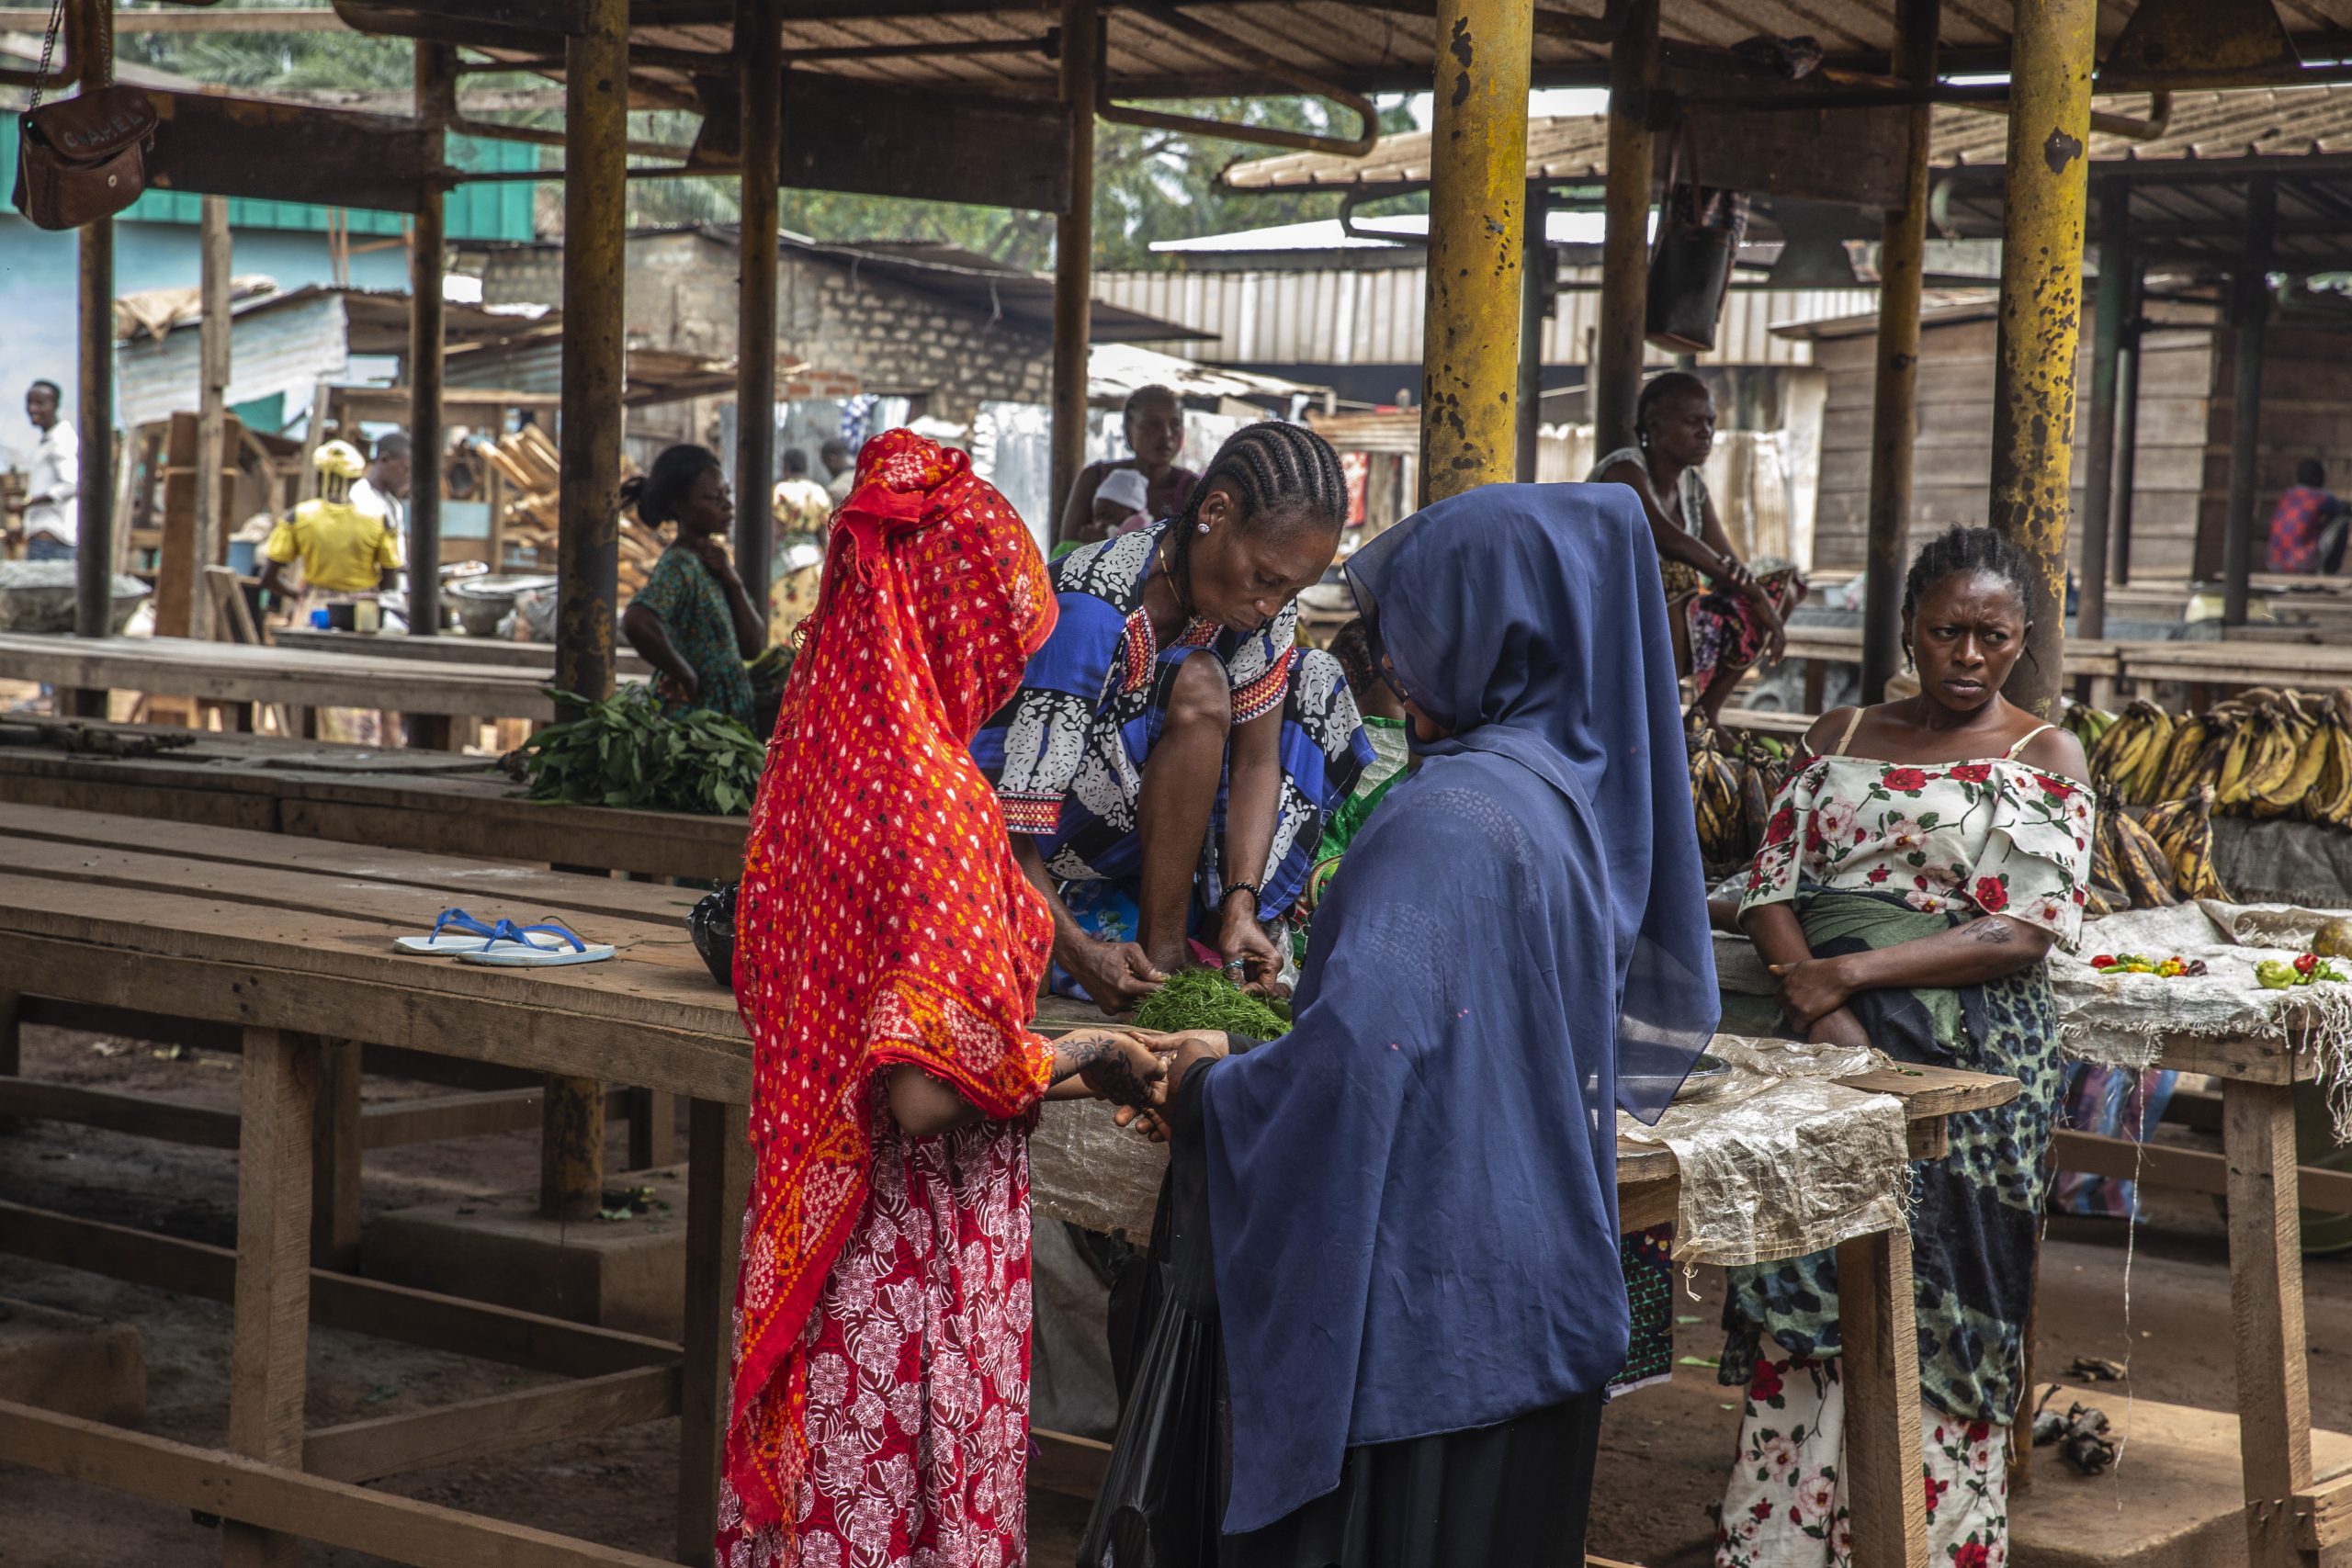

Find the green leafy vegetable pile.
[
  {"left": 507, "top": 685, "right": 763, "bottom": 816},
  {"left": 1132, "top": 966, "right": 1293, "bottom": 1039}
]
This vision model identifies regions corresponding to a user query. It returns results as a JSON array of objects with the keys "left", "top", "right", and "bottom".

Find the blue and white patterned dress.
[{"left": 971, "top": 523, "right": 1369, "bottom": 944}]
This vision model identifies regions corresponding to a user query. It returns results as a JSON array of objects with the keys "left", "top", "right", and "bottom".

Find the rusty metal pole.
[
  {"left": 1986, "top": 0, "right": 2096, "bottom": 718},
  {"left": 1515, "top": 183, "right": 1550, "bottom": 484},
  {"left": 2075, "top": 179, "right": 2130, "bottom": 641},
  {"left": 2111, "top": 259, "right": 2145, "bottom": 587},
  {"left": 68, "top": 9, "right": 116, "bottom": 716},
  {"left": 2222, "top": 176, "right": 2275, "bottom": 629},
  {"left": 1593, "top": 0, "right": 1659, "bottom": 457},
  {"left": 1860, "top": 0, "right": 1937, "bottom": 703},
  {"left": 408, "top": 42, "right": 456, "bottom": 654},
  {"left": 735, "top": 0, "right": 780, "bottom": 636},
  {"left": 1419, "top": 0, "right": 1535, "bottom": 504},
  {"left": 544, "top": 0, "right": 628, "bottom": 1224},
  {"left": 191, "top": 196, "right": 232, "bottom": 646},
  {"left": 1047, "top": 0, "right": 1098, "bottom": 536}
]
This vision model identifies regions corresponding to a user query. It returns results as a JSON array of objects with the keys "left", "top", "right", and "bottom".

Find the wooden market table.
[
  {"left": 273, "top": 626, "right": 653, "bottom": 678},
  {"left": 0, "top": 802, "right": 2017, "bottom": 1568},
  {"left": 0, "top": 631, "right": 646, "bottom": 725},
  {"left": 0, "top": 715, "right": 745, "bottom": 881}
]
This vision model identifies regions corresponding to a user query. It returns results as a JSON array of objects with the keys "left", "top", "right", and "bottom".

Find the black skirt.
[{"left": 1079, "top": 1058, "right": 1605, "bottom": 1568}]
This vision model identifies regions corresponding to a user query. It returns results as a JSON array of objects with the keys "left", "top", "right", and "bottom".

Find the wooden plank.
[
  {"left": 0, "top": 1077, "right": 242, "bottom": 1147},
  {"left": 0, "top": 632, "right": 639, "bottom": 721},
  {"left": 0, "top": 931, "right": 750, "bottom": 1102},
  {"left": 678, "top": 1097, "right": 750, "bottom": 1565},
  {"left": 272, "top": 629, "right": 650, "bottom": 676},
  {"left": 0, "top": 1200, "right": 681, "bottom": 1378},
  {"left": 2224, "top": 1078, "right": 2316, "bottom": 1568},
  {"left": 360, "top": 1084, "right": 637, "bottom": 1149},
  {"left": 0, "top": 988, "right": 17, "bottom": 1080},
  {"left": 1031, "top": 1428, "right": 1113, "bottom": 1500},
  {"left": 311, "top": 1040, "right": 363, "bottom": 1271},
  {"left": 2053, "top": 1128, "right": 2352, "bottom": 1215},
  {"left": 0, "top": 1400, "right": 676, "bottom": 1568},
  {"left": 302, "top": 1365, "right": 680, "bottom": 1484},
  {"left": 2294, "top": 1467, "right": 2352, "bottom": 1552},
  {"left": 2157, "top": 1032, "right": 2316, "bottom": 1086},
  {"left": 626, "top": 1088, "right": 678, "bottom": 1171},
  {"left": 1835, "top": 1224, "right": 1928, "bottom": 1568},
  {"left": 226, "top": 1027, "right": 316, "bottom": 1568}
]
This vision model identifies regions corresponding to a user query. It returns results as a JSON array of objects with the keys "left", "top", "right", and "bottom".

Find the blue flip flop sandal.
[
  {"left": 394, "top": 908, "right": 569, "bottom": 956},
  {"left": 455, "top": 919, "right": 617, "bottom": 968}
]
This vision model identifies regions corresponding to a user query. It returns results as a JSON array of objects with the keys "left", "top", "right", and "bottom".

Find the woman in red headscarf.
[{"left": 718, "top": 430, "right": 1170, "bottom": 1568}]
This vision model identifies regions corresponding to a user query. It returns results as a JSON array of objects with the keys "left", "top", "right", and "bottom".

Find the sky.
[{"left": 1401, "top": 87, "right": 1611, "bottom": 130}]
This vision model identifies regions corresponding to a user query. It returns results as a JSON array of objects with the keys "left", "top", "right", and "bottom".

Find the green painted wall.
[{"left": 1, "top": 118, "right": 539, "bottom": 241}]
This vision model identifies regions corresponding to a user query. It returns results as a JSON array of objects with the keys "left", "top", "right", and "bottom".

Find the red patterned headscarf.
[{"left": 723, "top": 429, "right": 1059, "bottom": 1529}]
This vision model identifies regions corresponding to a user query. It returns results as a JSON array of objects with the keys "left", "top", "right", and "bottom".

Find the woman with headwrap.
[
  {"left": 718, "top": 431, "right": 1170, "bottom": 1568},
  {"left": 1082, "top": 482, "right": 1721, "bottom": 1567},
  {"left": 974, "top": 422, "right": 1371, "bottom": 1014}
]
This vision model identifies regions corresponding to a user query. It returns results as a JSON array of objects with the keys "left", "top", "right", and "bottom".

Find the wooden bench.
[
  {"left": 0, "top": 716, "right": 745, "bottom": 882},
  {"left": 0, "top": 631, "right": 646, "bottom": 725},
  {"left": 273, "top": 627, "right": 653, "bottom": 677}
]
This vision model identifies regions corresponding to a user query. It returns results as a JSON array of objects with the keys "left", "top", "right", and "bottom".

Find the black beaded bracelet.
[{"left": 1220, "top": 881, "right": 1263, "bottom": 908}]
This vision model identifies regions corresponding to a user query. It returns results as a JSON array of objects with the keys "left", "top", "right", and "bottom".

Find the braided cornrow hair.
[
  {"left": 1168, "top": 421, "right": 1348, "bottom": 615},
  {"left": 1900, "top": 524, "right": 2036, "bottom": 668}
]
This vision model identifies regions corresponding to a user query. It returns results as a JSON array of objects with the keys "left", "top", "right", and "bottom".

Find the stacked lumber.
[{"left": 475, "top": 426, "right": 662, "bottom": 597}]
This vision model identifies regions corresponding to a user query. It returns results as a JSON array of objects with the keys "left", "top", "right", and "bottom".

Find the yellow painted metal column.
[
  {"left": 1047, "top": 0, "right": 1099, "bottom": 536},
  {"left": 545, "top": 0, "right": 628, "bottom": 1225},
  {"left": 1860, "top": 0, "right": 1937, "bottom": 703},
  {"left": 1419, "top": 0, "right": 1535, "bottom": 504},
  {"left": 1592, "top": 0, "right": 1658, "bottom": 458},
  {"left": 1987, "top": 0, "right": 2098, "bottom": 717}
]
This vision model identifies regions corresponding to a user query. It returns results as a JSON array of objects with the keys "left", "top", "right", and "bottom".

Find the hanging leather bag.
[
  {"left": 1645, "top": 126, "right": 1749, "bottom": 354},
  {"left": 11, "top": 2, "right": 155, "bottom": 232}
]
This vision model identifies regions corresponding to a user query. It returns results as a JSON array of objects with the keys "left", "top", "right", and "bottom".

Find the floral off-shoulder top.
[{"left": 1739, "top": 719, "right": 2096, "bottom": 948}]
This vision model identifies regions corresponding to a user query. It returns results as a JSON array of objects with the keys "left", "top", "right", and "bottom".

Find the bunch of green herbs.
[
  {"left": 508, "top": 685, "right": 763, "bottom": 816},
  {"left": 1133, "top": 966, "right": 1293, "bottom": 1039}
]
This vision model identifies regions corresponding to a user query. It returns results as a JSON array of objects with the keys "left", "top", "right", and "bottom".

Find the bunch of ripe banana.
[
  {"left": 2086, "top": 789, "right": 2187, "bottom": 914},
  {"left": 2082, "top": 687, "right": 2352, "bottom": 828},
  {"left": 1689, "top": 719, "right": 1789, "bottom": 879}
]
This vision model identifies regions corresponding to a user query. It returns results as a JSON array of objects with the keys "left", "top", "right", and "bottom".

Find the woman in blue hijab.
[{"left": 1082, "top": 482, "right": 1720, "bottom": 1567}]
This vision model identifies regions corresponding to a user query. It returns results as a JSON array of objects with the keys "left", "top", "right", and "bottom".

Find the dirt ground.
[{"left": 2, "top": 1021, "right": 2347, "bottom": 1567}]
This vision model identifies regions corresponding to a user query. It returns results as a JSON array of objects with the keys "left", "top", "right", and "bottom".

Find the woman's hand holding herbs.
[
  {"left": 1062, "top": 936, "right": 1167, "bottom": 1014},
  {"left": 1217, "top": 895, "right": 1284, "bottom": 996}
]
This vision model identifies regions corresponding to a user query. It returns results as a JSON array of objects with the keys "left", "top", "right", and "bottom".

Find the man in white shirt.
[
  {"left": 22, "top": 380, "right": 77, "bottom": 561},
  {"left": 349, "top": 430, "right": 411, "bottom": 536}
]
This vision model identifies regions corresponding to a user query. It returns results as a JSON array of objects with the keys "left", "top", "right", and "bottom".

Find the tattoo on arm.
[
  {"left": 1970, "top": 919, "right": 2018, "bottom": 945},
  {"left": 1049, "top": 1032, "right": 1114, "bottom": 1085}
]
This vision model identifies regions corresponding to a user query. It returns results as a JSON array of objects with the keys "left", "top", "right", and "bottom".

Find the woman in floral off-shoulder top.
[{"left": 1713, "top": 525, "right": 2094, "bottom": 1568}]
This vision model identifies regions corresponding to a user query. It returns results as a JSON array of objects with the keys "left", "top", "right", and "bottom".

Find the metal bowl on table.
[
  {"left": 446, "top": 572, "right": 559, "bottom": 639},
  {"left": 0, "top": 560, "right": 153, "bottom": 635}
]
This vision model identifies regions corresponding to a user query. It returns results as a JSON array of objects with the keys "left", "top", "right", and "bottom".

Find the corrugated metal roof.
[
  {"left": 1227, "top": 115, "right": 1613, "bottom": 191},
  {"left": 1092, "top": 265, "right": 1869, "bottom": 367},
  {"left": 1089, "top": 343, "right": 1328, "bottom": 404},
  {"left": 402, "top": 3, "right": 2352, "bottom": 107}
]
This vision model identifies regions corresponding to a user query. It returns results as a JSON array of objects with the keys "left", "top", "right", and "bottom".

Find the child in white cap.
[{"left": 1091, "top": 465, "right": 1152, "bottom": 538}]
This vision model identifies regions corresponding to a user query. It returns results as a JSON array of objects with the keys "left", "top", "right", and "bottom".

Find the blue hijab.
[{"left": 1197, "top": 483, "right": 1719, "bottom": 1533}]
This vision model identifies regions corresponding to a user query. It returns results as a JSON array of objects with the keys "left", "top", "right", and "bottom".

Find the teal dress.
[{"left": 634, "top": 547, "right": 754, "bottom": 727}]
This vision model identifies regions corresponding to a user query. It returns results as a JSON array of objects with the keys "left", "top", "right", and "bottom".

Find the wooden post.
[
  {"left": 1860, "top": 0, "right": 1936, "bottom": 704},
  {"left": 309, "top": 1039, "right": 362, "bottom": 1272},
  {"left": 2076, "top": 179, "right": 2131, "bottom": 642},
  {"left": 545, "top": 0, "right": 629, "bottom": 1224},
  {"left": 2223, "top": 1077, "right": 2313, "bottom": 1568},
  {"left": 0, "top": 988, "right": 19, "bottom": 1080},
  {"left": 1046, "top": 0, "right": 1099, "bottom": 532},
  {"left": 1514, "top": 184, "right": 1550, "bottom": 485},
  {"left": 677, "top": 1096, "right": 750, "bottom": 1566},
  {"left": 1837, "top": 1224, "right": 1928, "bottom": 1568},
  {"left": 2223, "top": 177, "right": 2277, "bottom": 630},
  {"left": 191, "top": 197, "right": 232, "bottom": 646},
  {"left": 1418, "top": 0, "right": 1534, "bottom": 505},
  {"left": 408, "top": 42, "right": 456, "bottom": 653},
  {"left": 1985, "top": 0, "right": 2096, "bottom": 718},
  {"left": 2111, "top": 259, "right": 2145, "bottom": 588},
  {"left": 628, "top": 1089, "right": 678, "bottom": 1171},
  {"left": 1593, "top": 0, "right": 1659, "bottom": 457},
  {"left": 69, "top": 6, "right": 116, "bottom": 688},
  {"left": 223, "top": 1027, "right": 316, "bottom": 1568},
  {"left": 734, "top": 0, "right": 781, "bottom": 633}
]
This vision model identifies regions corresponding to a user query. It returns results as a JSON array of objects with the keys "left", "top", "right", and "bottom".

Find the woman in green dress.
[{"left": 620, "top": 444, "right": 763, "bottom": 728}]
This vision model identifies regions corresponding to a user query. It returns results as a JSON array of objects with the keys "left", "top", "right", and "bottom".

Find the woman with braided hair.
[{"left": 975, "top": 421, "right": 1373, "bottom": 1012}]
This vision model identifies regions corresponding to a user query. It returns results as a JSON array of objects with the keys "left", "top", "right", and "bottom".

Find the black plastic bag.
[{"left": 689, "top": 881, "right": 739, "bottom": 989}]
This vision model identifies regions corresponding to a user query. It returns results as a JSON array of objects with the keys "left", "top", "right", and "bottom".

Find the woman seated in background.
[
  {"left": 1715, "top": 525, "right": 2093, "bottom": 1568},
  {"left": 976, "top": 422, "right": 1370, "bottom": 1012},
  {"left": 1082, "top": 482, "right": 1718, "bottom": 1568},
  {"left": 619, "top": 444, "right": 763, "bottom": 728},
  {"left": 1591, "top": 370, "right": 1801, "bottom": 724},
  {"left": 1057, "top": 383, "right": 1199, "bottom": 550}
]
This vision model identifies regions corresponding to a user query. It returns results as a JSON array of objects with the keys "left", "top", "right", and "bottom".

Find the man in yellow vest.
[{"left": 257, "top": 439, "right": 401, "bottom": 603}]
